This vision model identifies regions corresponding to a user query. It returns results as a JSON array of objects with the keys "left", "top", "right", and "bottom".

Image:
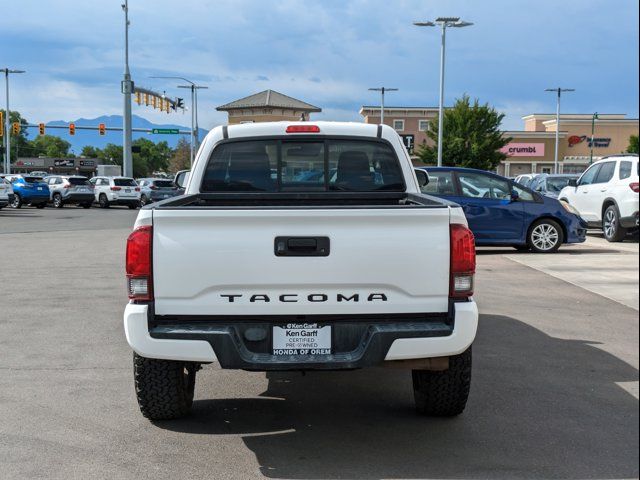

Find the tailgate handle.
[{"left": 275, "top": 236, "right": 330, "bottom": 257}]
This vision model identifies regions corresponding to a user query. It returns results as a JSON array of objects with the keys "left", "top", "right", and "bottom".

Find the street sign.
[{"left": 151, "top": 128, "right": 179, "bottom": 134}]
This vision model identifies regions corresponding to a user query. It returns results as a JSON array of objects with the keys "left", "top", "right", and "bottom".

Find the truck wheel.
[
  {"left": 10, "top": 194, "right": 22, "bottom": 209},
  {"left": 53, "top": 193, "right": 64, "bottom": 208},
  {"left": 412, "top": 346, "right": 472, "bottom": 416},
  {"left": 99, "top": 194, "right": 110, "bottom": 208},
  {"left": 133, "top": 352, "right": 197, "bottom": 420},
  {"left": 603, "top": 205, "right": 627, "bottom": 242},
  {"left": 527, "top": 219, "right": 563, "bottom": 253}
]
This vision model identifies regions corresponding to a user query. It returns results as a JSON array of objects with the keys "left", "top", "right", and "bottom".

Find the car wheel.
[
  {"left": 35, "top": 203, "right": 46, "bottom": 209},
  {"left": 528, "top": 219, "right": 563, "bottom": 253},
  {"left": 99, "top": 194, "right": 110, "bottom": 208},
  {"left": 133, "top": 352, "right": 197, "bottom": 420},
  {"left": 10, "top": 194, "right": 22, "bottom": 209},
  {"left": 53, "top": 193, "right": 64, "bottom": 208},
  {"left": 140, "top": 194, "right": 148, "bottom": 206},
  {"left": 413, "top": 346, "right": 472, "bottom": 416},
  {"left": 603, "top": 205, "right": 627, "bottom": 242}
]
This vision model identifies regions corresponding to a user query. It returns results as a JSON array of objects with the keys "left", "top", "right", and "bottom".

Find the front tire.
[
  {"left": 528, "top": 219, "right": 563, "bottom": 253},
  {"left": 133, "top": 353, "right": 197, "bottom": 420},
  {"left": 603, "top": 205, "right": 627, "bottom": 242},
  {"left": 413, "top": 347, "right": 472, "bottom": 416},
  {"left": 99, "top": 194, "right": 110, "bottom": 208},
  {"left": 53, "top": 193, "right": 64, "bottom": 208},
  {"left": 140, "top": 194, "right": 149, "bottom": 206},
  {"left": 10, "top": 194, "right": 22, "bottom": 209}
]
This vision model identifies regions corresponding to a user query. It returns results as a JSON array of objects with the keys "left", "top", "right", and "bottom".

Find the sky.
[{"left": 1, "top": 0, "right": 638, "bottom": 132}]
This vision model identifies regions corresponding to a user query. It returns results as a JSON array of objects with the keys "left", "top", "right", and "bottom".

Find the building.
[
  {"left": 13, "top": 157, "right": 98, "bottom": 176},
  {"left": 216, "top": 90, "right": 321, "bottom": 124},
  {"left": 359, "top": 106, "right": 439, "bottom": 155},
  {"left": 500, "top": 114, "right": 639, "bottom": 176}
]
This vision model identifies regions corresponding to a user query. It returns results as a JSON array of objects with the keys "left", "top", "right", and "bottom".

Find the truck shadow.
[{"left": 158, "top": 315, "right": 639, "bottom": 479}]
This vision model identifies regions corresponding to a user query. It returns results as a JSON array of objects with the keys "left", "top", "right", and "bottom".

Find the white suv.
[
  {"left": 89, "top": 176, "right": 141, "bottom": 209},
  {"left": 559, "top": 155, "right": 639, "bottom": 242},
  {"left": 0, "top": 177, "right": 14, "bottom": 209}
]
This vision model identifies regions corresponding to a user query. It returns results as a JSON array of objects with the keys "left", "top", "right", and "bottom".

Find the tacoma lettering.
[{"left": 220, "top": 293, "right": 388, "bottom": 302}]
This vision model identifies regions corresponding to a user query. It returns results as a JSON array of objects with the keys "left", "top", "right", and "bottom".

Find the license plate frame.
[{"left": 272, "top": 323, "right": 332, "bottom": 356}]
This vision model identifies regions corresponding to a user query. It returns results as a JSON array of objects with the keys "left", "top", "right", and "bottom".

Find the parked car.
[
  {"left": 136, "top": 178, "right": 180, "bottom": 206},
  {"left": 416, "top": 166, "right": 587, "bottom": 253},
  {"left": 559, "top": 155, "right": 639, "bottom": 242},
  {"left": 0, "top": 177, "right": 14, "bottom": 209},
  {"left": 29, "top": 170, "right": 50, "bottom": 178},
  {"left": 125, "top": 121, "right": 478, "bottom": 420},
  {"left": 44, "top": 175, "right": 94, "bottom": 208},
  {"left": 89, "top": 176, "right": 140, "bottom": 209},
  {"left": 2, "top": 174, "right": 49, "bottom": 209},
  {"left": 514, "top": 173, "right": 538, "bottom": 188},
  {"left": 528, "top": 174, "right": 579, "bottom": 199}
]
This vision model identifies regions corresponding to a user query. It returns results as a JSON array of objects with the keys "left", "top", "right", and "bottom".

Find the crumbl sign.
[{"left": 500, "top": 143, "right": 545, "bottom": 157}]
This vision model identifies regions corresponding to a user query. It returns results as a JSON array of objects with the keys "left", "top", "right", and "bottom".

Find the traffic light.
[
  {"left": 39, "top": 123, "right": 45, "bottom": 135},
  {"left": 175, "top": 98, "right": 184, "bottom": 110},
  {"left": 151, "top": 96, "right": 157, "bottom": 109},
  {"left": 144, "top": 93, "right": 149, "bottom": 106},
  {"left": 13, "top": 122, "right": 20, "bottom": 135},
  {"left": 135, "top": 92, "right": 141, "bottom": 105},
  {"left": 98, "top": 123, "right": 106, "bottom": 136},
  {"left": 69, "top": 123, "right": 76, "bottom": 135}
]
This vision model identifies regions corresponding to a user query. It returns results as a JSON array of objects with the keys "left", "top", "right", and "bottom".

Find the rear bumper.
[
  {"left": 123, "top": 302, "right": 478, "bottom": 369},
  {"left": 61, "top": 192, "right": 95, "bottom": 204},
  {"left": 110, "top": 198, "right": 139, "bottom": 205}
]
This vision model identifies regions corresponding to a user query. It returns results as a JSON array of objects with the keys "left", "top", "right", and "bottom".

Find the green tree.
[
  {"left": 132, "top": 138, "right": 172, "bottom": 177},
  {"left": 417, "top": 95, "right": 510, "bottom": 170},
  {"left": 28, "top": 135, "right": 72, "bottom": 157},
  {"left": 81, "top": 145, "right": 101, "bottom": 158},
  {"left": 100, "top": 143, "right": 124, "bottom": 165},
  {"left": 627, "top": 135, "right": 639, "bottom": 154},
  {"left": 169, "top": 137, "right": 191, "bottom": 173}
]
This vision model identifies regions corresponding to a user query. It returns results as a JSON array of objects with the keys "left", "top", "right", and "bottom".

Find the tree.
[
  {"left": 169, "top": 138, "right": 191, "bottom": 173},
  {"left": 627, "top": 135, "right": 639, "bottom": 154},
  {"left": 1, "top": 110, "right": 31, "bottom": 163},
  {"left": 101, "top": 143, "right": 123, "bottom": 165},
  {"left": 81, "top": 145, "right": 101, "bottom": 158},
  {"left": 417, "top": 95, "right": 511, "bottom": 170},
  {"left": 27, "top": 135, "right": 72, "bottom": 157},
  {"left": 132, "top": 138, "right": 172, "bottom": 177}
]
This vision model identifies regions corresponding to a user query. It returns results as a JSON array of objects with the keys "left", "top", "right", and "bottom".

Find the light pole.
[
  {"left": 414, "top": 17, "right": 473, "bottom": 167},
  {"left": 368, "top": 87, "right": 398, "bottom": 125},
  {"left": 1, "top": 68, "right": 25, "bottom": 174},
  {"left": 121, "top": 1, "right": 134, "bottom": 178},
  {"left": 151, "top": 76, "right": 208, "bottom": 167},
  {"left": 590, "top": 112, "right": 598, "bottom": 164},
  {"left": 545, "top": 88, "right": 575, "bottom": 174}
]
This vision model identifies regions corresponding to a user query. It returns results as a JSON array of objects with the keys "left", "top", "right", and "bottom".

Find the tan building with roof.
[{"left": 216, "top": 90, "right": 321, "bottom": 124}]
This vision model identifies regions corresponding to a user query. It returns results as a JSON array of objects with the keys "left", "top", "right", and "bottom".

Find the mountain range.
[{"left": 41, "top": 115, "right": 210, "bottom": 153}]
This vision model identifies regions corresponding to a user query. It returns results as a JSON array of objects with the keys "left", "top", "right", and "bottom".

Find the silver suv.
[
  {"left": 44, "top": 175, "right": 94, "bottom": 208},
  {"left": 137, "top": 178, "right": 180, "bottom": 206}
]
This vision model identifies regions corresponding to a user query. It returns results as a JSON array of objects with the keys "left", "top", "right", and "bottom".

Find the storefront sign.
[
  {"left": 500, "top": 143, "right": 545, "bottom": 157},
  {"left": 568, "top": 135, "right": 611, "bottom": 148},
  {"left": 54, "top": 159, "right": 75, "bottom": 167},
  {"left": 401, "top": 134, "right": 415, "bottom": 154},
  {"left": 79, "top": 160, "right": 95, "bottom": 167}
]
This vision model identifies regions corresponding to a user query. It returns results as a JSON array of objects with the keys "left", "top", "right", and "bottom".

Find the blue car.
[
  {"left": 416, "top": 167, "right": 587, "bottom": 253},
  {"left": 3, "top": 174, "right": 50, "bottom": 209}
]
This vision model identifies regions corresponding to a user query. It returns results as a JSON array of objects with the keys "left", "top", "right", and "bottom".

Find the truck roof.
[{"left": 209, "top": 121, "right": 383, "bottom": 141}]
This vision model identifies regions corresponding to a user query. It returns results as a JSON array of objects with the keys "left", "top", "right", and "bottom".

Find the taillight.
[
  {"left": 286, "top": 125, "right": 320, "bottom": 133},
  {"left": 135, "top": 187, "right": 140, "bottom": 192},
  {"left": 149, "top": 185, "right": 158, "bottom": 190},
  {"left": 630, "top": 182, "right": 639, "bottom": 193},
  {"left": 450, "top": 224, "right": 476, "bottom": 298},
  {"left": 111, "top": 186, "right": 121, "bottom": 191},
  {"left": 126, "top": 225, "right": 153, "bottom": 301},
  {"left": 63, "top": 183, "right": 71, "bottom": 189}
]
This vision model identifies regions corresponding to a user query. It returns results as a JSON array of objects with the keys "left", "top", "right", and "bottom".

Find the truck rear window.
[{"left": 201, "top": 139, "right": 405, "bottom": 192}]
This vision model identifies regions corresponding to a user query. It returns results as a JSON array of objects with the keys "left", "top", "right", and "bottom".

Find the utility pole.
[
  {"left": 590, "top": 112, "right": 598, "bottom": 164},
  {"left": 368, "top": 87, "right": 398, "bottom": 125},
  {"left": 122, "top": 1, "right": 133, "bottom": 178},
  {"left": 1, "top": 68, "right": 25, "bottom": 174},
  {"left": 414, "top": 18, "right": 473, "bottom": 167},
  {"left": 545, "top": 87, "right": 575, "bottom": 174}
]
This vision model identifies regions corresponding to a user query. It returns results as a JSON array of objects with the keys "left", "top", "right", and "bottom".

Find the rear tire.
[
  {"left": 527, "top": 219, "right": 563, "bottom": 253},
  {"left": 140, "top": 194, "right": 148, "bottom": 206},
  {"left": 10, "top": 194, "right": 22, "bottom": 209},
  {"left": 99, "top": 194, "right": 110, "bottom": 208},
  {"left": 412, "top": 347, "right": 472, "bottom": 417},
  {"left": 53, "top": 193, "right": 64, "bottom": 208},
  {"left": 133, "top": 353, "right": 197, "bottom": 420},
  {"left": 603, "top": 205, "right": 627, "bottom": 242}
]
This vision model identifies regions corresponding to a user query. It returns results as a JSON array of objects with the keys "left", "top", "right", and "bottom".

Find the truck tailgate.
[{"left": 152, "top": 207, "right": 450, "bottom": 315}]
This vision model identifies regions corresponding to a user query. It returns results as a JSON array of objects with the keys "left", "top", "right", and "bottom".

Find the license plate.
[
  {"left": 37, "top": 187, "right": 43, "bottom": 190},
  {"left": 125, "top": 189, "right": 131, "bottom": 193},
  {"left": 163, "top": 194, "right": 169, "bottom": 198},
  {"left": 79, "top": 188, "right": 87, "bottom": 192},
  {"left": 273, "top": 323, "right": 331, "bottom": 355}
]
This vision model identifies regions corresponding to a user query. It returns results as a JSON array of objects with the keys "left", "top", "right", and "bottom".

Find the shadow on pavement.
[
  {"left": 476, "top": 248, "right": 626, "bottom": 255},
  {"left": 158, "top": 315, "right": 639, "bottom": 479}
]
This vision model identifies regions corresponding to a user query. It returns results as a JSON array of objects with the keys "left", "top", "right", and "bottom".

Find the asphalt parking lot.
[{"left": 0, "top": 206, "right": 638, "bottom": 480}]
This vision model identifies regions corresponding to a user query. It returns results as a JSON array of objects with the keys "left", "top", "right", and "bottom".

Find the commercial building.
[
  {"left": 12, "top": 157, "right": 98, "bottom": 176},
  {"left": 217, "top": 90, "right": 321, "bottom": 124}
]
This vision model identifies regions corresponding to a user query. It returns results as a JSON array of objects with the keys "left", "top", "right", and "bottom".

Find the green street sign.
[{"left": 151, "top": 128, "right": 179, "bottom": 134}]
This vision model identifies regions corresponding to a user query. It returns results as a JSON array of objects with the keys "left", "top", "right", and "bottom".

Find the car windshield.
[
  {"left": 546, "top": 177, "right": 574, "bottom": 192},
  {"left": 68, "top": 177, "right": 90, "bottom": 185},
  {"left": 114, "top": 178, "right": 137, "bottom": 187},
  {"left": 201, "top": 139, "right": 405, "bottom": 192},
  {"left": 153, "top": 180, "right": 174, "bottom": 188}
]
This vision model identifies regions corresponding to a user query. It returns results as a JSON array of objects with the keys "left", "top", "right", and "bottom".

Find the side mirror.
[
  {"left": 510, "top": 189, "right": 520, "bottom": 202},
  {"left": 415, "top": 169, "right": 429, "bottom": 188},
  {"left": 174, "top": 171, "right": 190, "bottom": 189},
  {"left": 567, "top": 178, "right": 578, "bottom": 187}
]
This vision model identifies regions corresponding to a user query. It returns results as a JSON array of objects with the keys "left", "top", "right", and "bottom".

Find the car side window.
[
  {"left": 512, "top": 183, "right": 535, "bottom": 202},
  {"left": 619, "top": 161, "right": 632, "bottom": 180},
  {"left": 420, "top": 170, "right": 456, "bottom": 196},
  {"left": 578, "top": 164, "right": 600, "bottom": 186},
  {"left": 458, "top": 172, "right": 510, "bottom": 200},
  {"left": 594, "top": 161, "right": 616, "bottom": 184}
]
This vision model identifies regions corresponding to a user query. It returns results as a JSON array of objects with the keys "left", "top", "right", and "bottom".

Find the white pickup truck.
[{"left": 124, "top": 121, "right": 478, "bottom": 420}]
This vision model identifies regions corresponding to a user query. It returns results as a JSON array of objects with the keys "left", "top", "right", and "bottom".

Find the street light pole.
[
  {"left": 545, "top": 87, "right": 575, "bottom": 174},
  {"left": 368, "top": 87, "right": 398, "bottom": 125},
  {"left": 122, "top": 0, "right": 133, "bottom": 178},
  {"left": 1, "top": 68, "right": 25, "bottom": 174},
  {"left": 414, "top": 17, "right": 473, "bottom": 167},
  {"left": 590, "top": 112, "right": 598, "bottom": 164}
]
